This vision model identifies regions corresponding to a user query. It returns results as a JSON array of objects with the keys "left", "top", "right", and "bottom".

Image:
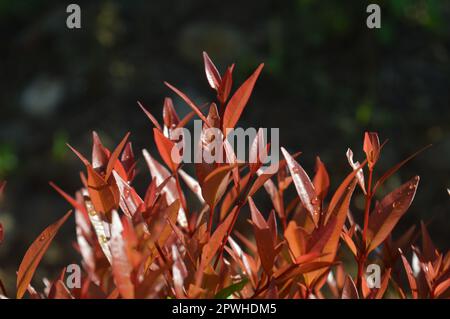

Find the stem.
[
  {"left": 362, "top": 168, "right": 373, "bottom": 245},
  {"left": 207, "top": 204, "right": 215, "bottom": 236},
  {"left": 279, "top": 189, "right": 287, "bottom": 232},
  {"left": 358, "top": 168, "right": 374, "bottom": 293},
  {"left": 213, "top": 177, "right": 254, "bottom": 269}
]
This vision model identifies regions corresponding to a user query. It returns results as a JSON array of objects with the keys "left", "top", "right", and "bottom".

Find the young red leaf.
[
  {"left": 366, "top": 176, "right": 420, "bottom": 253},
  {"left": 373, "top": 268, "right": 392, "bottom": 299},
  {"left": 83, "top": 191, "right": 112, "bottom": 263},
  {"left": 121, "top": 142, "right": 136, "bottom": 181},
  {"left": 112, "top": 171, "right": 143, "bottom": 218},
  {"left": 249, "top": 128, "right": 268, "bottom": 175},
  {"left": 17, "top": 211, "right": 72, "bottom": 299},
  {"left": 201, "top": 206, "right": 238, "bottom": 267},
  {"left": 178, "top": 169, "right": 205, "bottom": 204},
  {"left": 248, "top": 197, "right": 275, "bottom": 275},
  {"left": 313, "top": 156, "right": 330, "bottom": 201},
  {"left": 110, "top": 210, "right": 134, "bottom": 299},
  {"left": 341, "top": 275, "right": 359, "bottom": 299},
  {"left": 92, "top": 131, "right": 109, "bottom": 170},
  {"left": 49, "top": 181, "right": 86, "bottom": 213},
  {"left": 105, "top": 132, "right": 130, "bottom": 180},
  {"left": 87, "top": 165, "right": 119, "bottom": 213},
  {"left": 143, "top": 149, "right": 188, "bottom": 228},
  {"left": 281, "top": 147, "right": 319, "bottom": 226},
  {"left": 218, "top": 65, "right": 234, "bottom": 104},
  {"left": 153, "top": 127, "right": 181, "bottom": 172},
  {"left": 346, "top": 148, "right": 366, "bottom": 194},
  {"left": 372, "top": 144, "right": 431, "bottom": 195},
  {"left": 164, "top": 82, "right": 210, "bottom": 125},
  {"left": 363, "top": 132, "right": 380, "bottom": 169},
  {"left": 222, "top": 63, "right": 264, "bottom": 133},
  {"left": 162, "top": 97, "right": 180, "bottom": 129},
  {"left": 201, "top": 165, "right": 234, "bottom": 211},
  {"left": 203, "top": 51, "right": 221, "bottom": 91},
  {"left": 138, "top": 101, "right": 162, "bottom": 131},
  {"left": 420, "top": 221, "right": 438, "bottom": 262},
  {"left": 399, "top": 249, "right": 418, "bottom": 298}
]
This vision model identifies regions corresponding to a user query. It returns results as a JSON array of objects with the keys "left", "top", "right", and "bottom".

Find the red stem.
[{"left": 357, "top": 168, "right": 373, "bottom": 293}]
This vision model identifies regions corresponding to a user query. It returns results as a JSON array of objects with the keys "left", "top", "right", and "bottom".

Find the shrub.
[{"left": 1, "top": 53, "right": 449, "bottom": 299}]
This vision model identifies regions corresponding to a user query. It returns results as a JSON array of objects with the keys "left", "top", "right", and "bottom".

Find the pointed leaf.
[
  {"left": 341, "top": 275, "right": 359, "bottom": 299},
  {"left": 400, "top": 249, "right": 418, "bottom": 298},
  {"left": 313, "top": 156, "right": 330, "bottom": 201},
  {"left": 201, "top": 206, "right": 238, "bottom": 267},
  {"left": 222, "top": 64, "right": 264, "bottom": 133},
  {"left": 367, "top": 176, "right": 420, "bottom": 252},
  {"left": 153, "top": 128, "right": 180, "bottom": 172},
  {"left": 17, "top": 211, "right": 72, "bottom": 299},
  {"left": 164, "top": 82, "right": 210, "bottom": 125},
  {"left": 110, "top": 211, "right": 134, "bottom": 299},
  {"left": 138, "top": 101, "right": 162, "bottom": 131},
  {"left": 281, "top": 147, "right": 319, "bottom": 225},
  {"left": 203, "top": 52, "right": 221, "bottom": 90},
  {"left": 105, "top": 132, "right": 130, "bottom": 180}
]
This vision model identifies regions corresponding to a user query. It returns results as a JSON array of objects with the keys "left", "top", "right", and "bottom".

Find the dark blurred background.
[{"left": 0, "top": 0, "right": 449, "bottom": 293}]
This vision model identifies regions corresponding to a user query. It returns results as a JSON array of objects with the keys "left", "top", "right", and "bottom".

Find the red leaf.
[
  {"left": 179, "top": 169, "right": 205, "bottom": 204},
  {"left": 17, "top": 211, "right": 72, "bottom": 299},
  {"left": 164, "top": 82, "right": 210, "bottom": 125},
  {"left": 48, "top": 280, "right": 74, "bottom": 299},
  {"left": 162, "top": 97, "right": 180, "bottom": 129},
  {"left": 372, "top": 144, "right": 431, "bottom": 194},
  {"left": 201, "top": 164, "right": 234, "bottom": 210},
  {"left": 153, "top": 127, "right": 180, "bottom": 172},
  {"left": 222, "top": 63, "right": 264, "bottom": 133},
  {"left": 249, "top": 128, "right": 268, "bottom": 175},
  {"left": 201, "top": 206, "right": 238, "bottom": 267},
  {"left": 49, "top": 182, "right": 86, "bottom": 213},
  {"left": 121, "top": 142, "right": 136, "bottom": 181},
  {"left": 87, "top": 165, "right": 118, "bottom": 213},
  {"left": 281, "top": 147, "right": 319, "bottom": 226},
  {"left": 341, "top": 275, "right": 359, "bottom": 299},
  {"left": 112, "top": 171, "right": 143, "bottom": 218},
  {"left": 367, "top": 176, "right": 420, "bottom": 253},
  {"left": 313, "top": 156, "right": 330, "bottom": 201},
  {"left": 420, "top": 221, "right": 438, "bottom": 262},
  {"left": 346, "top": 148, "right": 366, "bottom": 194},
  {"left": 92, "top": 131, "right": 109, "bottom": 170},
  {"left": 105, "top": 132, "right": 130, "bottom": 180},
  {"left": 143, "top": 149, "right": 187, "bottom": 228},
  {"left": 399, "top": 249, "right": 418, "bottom": 298},
  {"left": 138, "top": 101, "right": 162, "bottom": 131},
  {"left": 363, "top": 132, "right": 380, "bottom": 169},
  {"left": 248, "top": 197, "right": 275, "bottom": 275},
  {"left": 203, "top": 51, "right": 221, "bottom": 91},
  {"left": 110, "top": 211, "right": 135, "bottom": 299},
  {"left": 218, "top": 65, "right": 234, "bottom": 104}
]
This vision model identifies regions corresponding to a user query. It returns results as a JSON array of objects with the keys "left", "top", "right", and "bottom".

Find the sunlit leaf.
[
  {"left": 281, "top": 147, "right": 319, "bottom": 226},
  {"left": 17, "top": 211, "right": 72, "bottom": 299},
  {"left": 110, "top": 210, "right": 134, "bottom": 299},
  {"left": 222, "top": 64, "right": 264, "bottom": 133},
  {"left": 203, "top": 52, "right": 221, "bottom": 91},
  {"left": 367, "top": 176, "right": 420, "bottom": 253}
]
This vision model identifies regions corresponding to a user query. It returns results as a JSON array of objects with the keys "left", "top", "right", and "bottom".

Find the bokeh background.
[{"left": 0, "top": 0, "right": 449, "bottom": 294}]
